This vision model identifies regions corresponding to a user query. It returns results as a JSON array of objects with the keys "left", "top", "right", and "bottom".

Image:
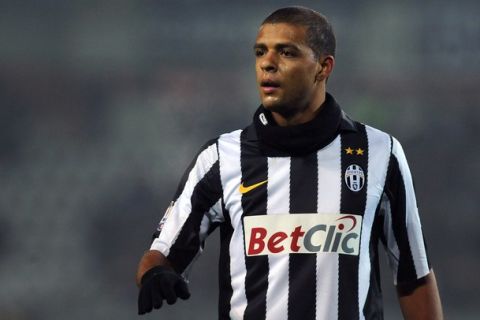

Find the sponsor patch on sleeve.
[
  {"left": 157, "top": 201, "right": 175, "bottom": 232},
  {"left": 244, "top": 213, "right": 362, "bottom": 256}
]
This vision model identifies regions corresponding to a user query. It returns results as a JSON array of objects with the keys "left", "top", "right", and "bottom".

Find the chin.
[
  {"left": 262, "top": 101, "right": 281, "bottom": 112},
  {"left": 262, "top": 98, "right": 307, "bottom": 119},
  {"left": 262, "top": 101, "right": 290, "bottom": 115},
  {"left": 261, "top": 97, "right": 283, "bottom": 110}
]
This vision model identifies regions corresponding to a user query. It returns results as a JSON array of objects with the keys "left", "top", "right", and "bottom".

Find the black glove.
[{"left": 138, "top": 265, "right": 191, "bottom": 315}]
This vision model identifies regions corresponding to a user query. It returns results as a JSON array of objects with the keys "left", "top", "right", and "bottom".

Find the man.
[{"left": 136, "top": 6, "right": 443, "bottom": 320}]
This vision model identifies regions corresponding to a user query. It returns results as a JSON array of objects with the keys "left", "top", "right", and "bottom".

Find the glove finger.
[
  {"left": 151, "top": 278, "right": 164, "bottom": 309},
  {"left": 160, "top": 277, "right": 177, "bottom": 305},
  {"left": 138, "top": 286, "right": 153, "bottom": 315},
  {"left": 175, "top": 280, "right": 191, "bottom": 300}
]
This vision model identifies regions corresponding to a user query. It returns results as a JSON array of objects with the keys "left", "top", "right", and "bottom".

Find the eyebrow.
[{"left": 253, "top": 43, "right": 301, "bottom": 51}]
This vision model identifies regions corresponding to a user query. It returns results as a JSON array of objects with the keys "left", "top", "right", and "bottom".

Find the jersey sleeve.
[
  {"left": 379, "top": 137, "right": 431, "bottom": 286},
  {"left": 150, "top": 139, "right": 224, "bottom": 276}
]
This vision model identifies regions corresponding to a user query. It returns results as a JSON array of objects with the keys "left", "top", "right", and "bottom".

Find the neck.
[
  {"left": 253, "top": 92, "right": 345, "bottom": 157},
  {"left": 272, "top": 90, "right": 327, "bottom": 127}
]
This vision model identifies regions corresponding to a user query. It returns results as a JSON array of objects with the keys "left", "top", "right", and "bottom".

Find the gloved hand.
[{"left": 138, "top": 265, "right": 191, "bottom": 315}]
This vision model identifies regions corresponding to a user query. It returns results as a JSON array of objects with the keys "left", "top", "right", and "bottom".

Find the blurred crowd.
[{"left": 0, "top": 1, "right": 479, "bottom": 319}]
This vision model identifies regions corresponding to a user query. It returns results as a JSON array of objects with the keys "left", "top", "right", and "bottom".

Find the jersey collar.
[{"left": 252, "top": 93, "right": 357, "bottom": 157}]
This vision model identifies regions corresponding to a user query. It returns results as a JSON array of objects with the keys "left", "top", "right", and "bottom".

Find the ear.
[{"left": 315, "top": 56, "right": 335, "bottom": 82}]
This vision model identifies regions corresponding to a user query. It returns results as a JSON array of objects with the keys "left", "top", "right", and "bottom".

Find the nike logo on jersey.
[{"left": 239, "top": 180, "right": 268, "bottom": 194}]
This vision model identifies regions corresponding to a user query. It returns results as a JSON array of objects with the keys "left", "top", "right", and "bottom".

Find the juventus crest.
[{"left": 345, "top": 164, "right": 365, "bottom": 192}]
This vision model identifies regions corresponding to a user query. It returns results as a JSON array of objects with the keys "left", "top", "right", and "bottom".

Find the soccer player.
[{"left": 136, "top": 6, "right": 443, "bottom": 320}]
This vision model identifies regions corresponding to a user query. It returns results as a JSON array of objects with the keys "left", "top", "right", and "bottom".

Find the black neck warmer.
[{"left": 253, "top": 93, "right": 345, "bottom": 157}]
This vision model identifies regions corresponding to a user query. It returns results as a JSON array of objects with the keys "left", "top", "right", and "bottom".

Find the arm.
[
  {"left": 136, "top": 249, "right": 190, "bottom": 315},
  {"left": 397, "top": 270, "right": 443, "bottom": 320},
  {"left": 136, "top": 139, "right": 223, "bottom": 315},
  {"left": 136, "top": 250, "right": 172, "bottom": 287},
  {"left": 382, "top": 138, "right": 442, "bottom": 319}
]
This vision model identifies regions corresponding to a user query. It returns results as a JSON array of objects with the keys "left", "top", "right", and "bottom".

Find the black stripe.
[
  {"left": 288, "top": 153, "right": 318, "bottom": 320},
  {"left": 384, "top": 152, "right": 417, "bottom": 283},
  {"left": 339, "top": 123, "right": 369, "bottom": 320},
  {"left": 218, "top": 201, "right": 234, "bottom": 320},
  {"left": 167, "top": 160, "right": 223, "bottom": 273},
  {"left": 173, "top": 138, "right": 218, "bottom": 201},
  {"left": 363, "top": 201, "right": 384, "bottom": 319},
  {"left": 240, "top": 127, "right": 269, "bottom": 320}
]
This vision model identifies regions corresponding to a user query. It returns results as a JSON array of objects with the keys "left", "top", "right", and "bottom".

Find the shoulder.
[
  {"left": 362, "top": 124, "right": 407, "bottom": 160},
  {"left": 341, "top": 113, "right": 390, "bottom": 148},
  {"left": 216, "top": 128, "right": 245, "bottom": 149},
  {"left": 195, "top": 128, "right": 244, "bottom": 161},
  {"left": 361, "top": 124, "right": 413, "bottom": 176},
  {"left": 218, "top": 128, "right": 243, "bottom": 142},
  {"left": 188, "top": 138, "right": 220, "bottom": 172},
  {"left": 343, "top": 116, "right": 394, "bottom": 155},
  {"left": 363, "top": 124, "right": 393, "bottom": 152}
]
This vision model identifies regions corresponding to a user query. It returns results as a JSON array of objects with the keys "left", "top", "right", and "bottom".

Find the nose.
[{"left": 260, "top": 51, "right": 278, "bottom": 73}]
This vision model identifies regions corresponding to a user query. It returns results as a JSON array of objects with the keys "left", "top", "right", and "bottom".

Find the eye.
[
  {"left": 255, "top": 48, "right": 265, "bottom": 57},
  {"left": 280, "top": 49, "right": 295, "bottom": 57}
]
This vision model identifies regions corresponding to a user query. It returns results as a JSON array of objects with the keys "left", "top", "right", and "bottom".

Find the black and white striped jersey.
[{"left": 150, "top": 94, "right": 431, "bottom": 320}]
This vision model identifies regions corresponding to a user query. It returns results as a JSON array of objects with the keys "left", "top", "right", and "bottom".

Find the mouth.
[
  {"left": 260, "top": 79, "right": 280, "bottom": 93},
  {"left": 261, "top": 79, "right": 280, "bottom": 87}
]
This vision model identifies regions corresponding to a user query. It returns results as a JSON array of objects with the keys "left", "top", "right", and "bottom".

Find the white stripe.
[
  {"left": 151, "top": 143, "right": 218, "bottom": 256},
  {"left": 217, "top": 130, "right": 248, "bottom": 320},
  {"left": 357, "top": 126, "right": 392, "bottom": 319},
  {"left": 315, "top": 137, "right": 341, "bottom": 320},
  {"left": 265, "top": 157, "right": 290, "bottom": 320},
  {"left": 392, "top": 138, "right": 430, "bottom": 279}
]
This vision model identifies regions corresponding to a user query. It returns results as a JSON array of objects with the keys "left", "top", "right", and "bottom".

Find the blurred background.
[{"left": 0, "top": 0, "right": 479, "bottom": 319}]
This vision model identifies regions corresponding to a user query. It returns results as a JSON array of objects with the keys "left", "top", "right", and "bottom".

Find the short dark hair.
[{"left": 262, "top": 6, "right": 336, "bottom": 59}]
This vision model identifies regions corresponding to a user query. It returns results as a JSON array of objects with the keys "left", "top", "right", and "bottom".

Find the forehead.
[{"left": 255, "top": 23, "right": 308, "bottom": 46}]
